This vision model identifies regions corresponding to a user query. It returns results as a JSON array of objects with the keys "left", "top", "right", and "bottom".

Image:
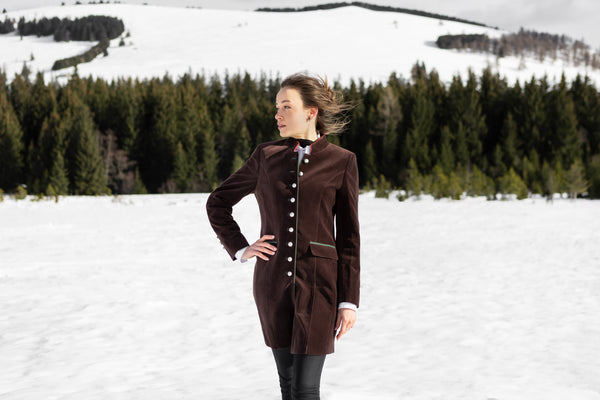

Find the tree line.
[
  {"left": 437, "top": 29, "right": 600, "bottom": 70},
  {"left": 256, "top": 2, "right": 493, "bottom": 29},
  {"left": 1, "top": 64, "right": 599, "bottom": 199},
  {"left": 0, "top": 15, "right": 124, "bottom": 41}
]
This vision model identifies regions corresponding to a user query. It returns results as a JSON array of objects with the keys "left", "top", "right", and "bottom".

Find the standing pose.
[{"left": 206, "top": 73, "right": 360, "bottom": 400}]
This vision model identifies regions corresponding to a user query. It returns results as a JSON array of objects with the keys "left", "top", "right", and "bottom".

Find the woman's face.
[{"left": 275, "top": 87, "right": 315, "bottom": 138}]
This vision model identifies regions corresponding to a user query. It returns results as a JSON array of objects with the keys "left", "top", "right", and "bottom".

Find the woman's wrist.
[{"left": 338, "top": 302, "right": 357, "bottom": 311}]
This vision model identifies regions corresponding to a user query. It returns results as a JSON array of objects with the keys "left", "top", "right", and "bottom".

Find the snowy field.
[
  {"left": 2, "top": 3, "right": 600, "bottom": 86},
  {"left": 1, "top": 193, "right": 599, "bottom": 400}
]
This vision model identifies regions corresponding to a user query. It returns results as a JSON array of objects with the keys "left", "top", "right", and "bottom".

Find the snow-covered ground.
[
  {"left": 2, "top": 3, "right": 599, "bottom": 86},
  {"left": 1, "top": 193, "right": 599, "bottom": 400}
]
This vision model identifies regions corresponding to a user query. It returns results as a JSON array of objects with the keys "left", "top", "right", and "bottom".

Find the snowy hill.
[{"left": 2, "top": 3, "right": 600, "bottom": 85}]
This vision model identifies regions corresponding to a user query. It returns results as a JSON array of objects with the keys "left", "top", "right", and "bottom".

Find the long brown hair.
[{"left": 280, "top": 73, "right": 353, "bottom": 136}]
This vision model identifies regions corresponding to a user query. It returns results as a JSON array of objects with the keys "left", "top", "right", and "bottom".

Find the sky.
[{"left": 3, "top": 0, "right": 600, "bottom": 50}]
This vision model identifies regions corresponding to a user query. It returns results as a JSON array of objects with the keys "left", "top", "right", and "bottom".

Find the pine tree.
[
  {"left": 38, "top": 110, "right": 68, "bottom": 194},
  {"left": 499, "top": 168, "right": 528, "bottom": 199},
  {"left": 133, "top": 167, "right": 147, "bottom": 194},
  {"left": 438, "top": 125, "right": 455, "bottom": 174},
  {"left": 570, "top": 75, "right": 600, "bottom": 162},
  {"left": 86, "top": 77, "right": 111, "bottom": 131},
  {"left": 197, "top": 102, "right": 219, "bottom": 191},
  {"left": 470, "top": 165, "right": 495, "bottom": 199},
  {"left": 405, "top": 82, "right": 433, "bottom": 171},
  {"left": 230, "top": 123, "right": 251, "bottom": 175},
  {"left": 546, "top": 75, "right": 581, "bottom": 167},
  {"left": 500, "top": 112, "right": 518, "bottom": 168},
  {"left": 447, "top": 171, "right": 462, "bottom": 200},
  {"left": 108, "top": 78, "right": 139, "bottom": 152},
  {"left": 564, "top": 159, "right": 588, "bottom": 199},
  {"left": 28, "top": 72, "right": 56, "bottom": 146},
  {"left": 375, "top": 85, "right": 402, "bottom": 177},
  {"left": 172, "top": 141, "right": 189, "bottom": 192},
  {"left": 47, "top": 151, "right": 69, "bottom": 195},
  {"left": 454, "top": 121, "right": 469, "bottom": 167},
  {"left": 587, "top": 155, "right": 600, "bottom": 199},
  {"left": 217, "top": 102, "right": 241, "bottom": 179},
  {"left": 404, "top": 158, "right": 423, "bottom": 198},
  {"left": 446, "top": 74, "right": 485, "bottom": 169},
  {"left": 176, "top": 80, "right": 200, "bottom": 190},
  {"left": 430, "top": 164, "right": 448, "bottom": 199},
  {"left": 491, "top": 144, "right": 506, "bottom": 178},
  {"left": 479, "top": 67, "right": 507, "bottom": 153},
  {"left": 136, "top": 79, "right": 178, "bottom": 192},
  {"left": 520, "top": 77, "right": 546, "bottom": 161},
  {"left": 0, "top": 92, "right": 24, "bottom": 191},
  {"left": 63, "top": 94, "right": 107, "bottom": 195},
  {"left": 361, "top": 140, "right": 378, "bottom": 186}
]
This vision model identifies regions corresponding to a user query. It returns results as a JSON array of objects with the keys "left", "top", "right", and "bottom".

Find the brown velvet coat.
[{"left": 206, "top": 135, "right": 360, "bottom": 355}]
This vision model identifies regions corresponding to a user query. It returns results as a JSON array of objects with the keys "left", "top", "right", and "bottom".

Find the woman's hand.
[
  {"left": 241, "top": 234, "right": 277, "bottom": 261},
  {"left": 335, "top": 308, "right": 357, "bottom": 340}
]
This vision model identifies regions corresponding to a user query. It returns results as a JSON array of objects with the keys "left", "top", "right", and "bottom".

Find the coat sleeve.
[
  {"left": 335, "top": 152, "right": 360, "bottom": 307},
  {"left": 206, "top": 146, "right": 261, "bottom": 260}
]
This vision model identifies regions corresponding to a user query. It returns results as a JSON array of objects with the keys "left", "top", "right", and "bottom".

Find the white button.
[
  {"left": 290, "top": 197, "right": 295, "bottom": 203},
  {"left": 299, "top": 171, "right": 304, "bottom": 176},
  {"left": 288, "top": 227, "right": 294, "bottom": 232},
  {"left": 288, "top": 241, "right": 293, "bottom": 247},
  {"left": 304, "top": 158, "right": 309, "bottom": 163},
  {"left": 287, "top": 271, "right": 293, "bottom": 277},
  {"left": 289, "top": 212, "right": 295, "bottom": 217},
  {"left": 291, "top": 183, "right": 297, "bottom": 188},
  {"left": 287, "top": 257, "right": 293, "bottom": 262}
]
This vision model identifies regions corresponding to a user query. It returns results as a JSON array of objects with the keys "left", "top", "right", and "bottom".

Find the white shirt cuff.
[
  {"left": 235, "top": 247, "right": 248, "bottom": 263},
  {"left": 338, "top": 302, "right": 357, "bottom": 311}
]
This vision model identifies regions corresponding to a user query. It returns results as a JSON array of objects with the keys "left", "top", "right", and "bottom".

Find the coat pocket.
[{"left": 309, "top": 241, "right": 338, "bottom": 260}]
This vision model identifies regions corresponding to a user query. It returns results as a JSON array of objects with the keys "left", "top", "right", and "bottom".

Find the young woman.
[{"left": 206, "top": 73, "right": 360, "bottom": 400}]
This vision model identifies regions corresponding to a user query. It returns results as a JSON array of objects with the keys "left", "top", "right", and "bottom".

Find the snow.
[
  {"left": 2, "top": 3, "right": 600, "bottom": 86},
  {"left": 1, "top": 193, "right": 599, "bottom": 399}
]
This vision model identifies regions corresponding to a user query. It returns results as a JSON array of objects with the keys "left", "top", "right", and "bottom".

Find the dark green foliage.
[
  {"left": 62, "top": 92, "right": 107, "bottom": 195},
  {"left": 437, "top": 34, "right": 489, "bottom": 51},
  {"left": 361, "top": 140, "right": 378, "bottom": 186},
  {"left": 467, "top": 165, "right": 496, "bottom": 199},
  {"left": 499, "top": 168, "right": 528, "bottom": 199},
  {"left": 0, "top": 16, "right": 15, "bottom": 34},
  {"left": 372, "top": 174, "right": 392, "bottom": 199},
  {"left": 0, "top": 91, "right": 24, "bottom": 191},
  {"left": 52, "top": 39, "right": 109, "bottom": 71},
  {"left": 17, "top": 15, "right": 124, "bottom": 41},
  {"left": 256, "top": 2, "right": 492, "bottom": 28},
  {"left": 437, "top": 30, "right": 600, "bottom": 71},
  {"left": 404, "top": 159, "right": 423, "bottom": 198},
  {"left": 565, "top": 159, "right": 589, "bottom": 199},
  {"left": 587, "top": 155, "right": 600, "bottom": 198},
  {"left": 1, "top": 66, "right": 599, "bottom": 199}
]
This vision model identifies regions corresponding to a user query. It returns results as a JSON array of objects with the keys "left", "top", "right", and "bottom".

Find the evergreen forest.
[{"left": 1, "top": 64, "right": 599, "bottom": 199}]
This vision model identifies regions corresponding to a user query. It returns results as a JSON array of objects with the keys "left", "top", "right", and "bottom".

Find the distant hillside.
[
  {"left": 1, "top": 4, "right": 599, "bottom": 87},
  {"left": 437, "top": 29, "right": 600, "bottom": 71},
  {"left": 256, "top": 1, "right": 497, "bottom": 29}
]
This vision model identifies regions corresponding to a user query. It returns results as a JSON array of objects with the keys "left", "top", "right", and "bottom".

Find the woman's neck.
[{"left": 291, "top": 129, "right": 318, "bottom": 142}]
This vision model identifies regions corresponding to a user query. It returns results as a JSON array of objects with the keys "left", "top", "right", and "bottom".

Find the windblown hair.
[{"left": 280, "top": 73, "right": 354, "bottom": 135}]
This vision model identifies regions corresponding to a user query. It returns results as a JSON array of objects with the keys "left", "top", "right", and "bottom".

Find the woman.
[{"left": 206, "top": 73, "right": 360, "bottom": 400}]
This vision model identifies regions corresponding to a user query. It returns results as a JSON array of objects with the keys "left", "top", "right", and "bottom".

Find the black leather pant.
[{"left": 272, "top": 347, "right": 326, "bottom": 400}]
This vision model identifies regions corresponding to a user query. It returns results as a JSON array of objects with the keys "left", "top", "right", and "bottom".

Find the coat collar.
[{"left": 288, "top": 134, "right": 329, "bottom": 154}]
